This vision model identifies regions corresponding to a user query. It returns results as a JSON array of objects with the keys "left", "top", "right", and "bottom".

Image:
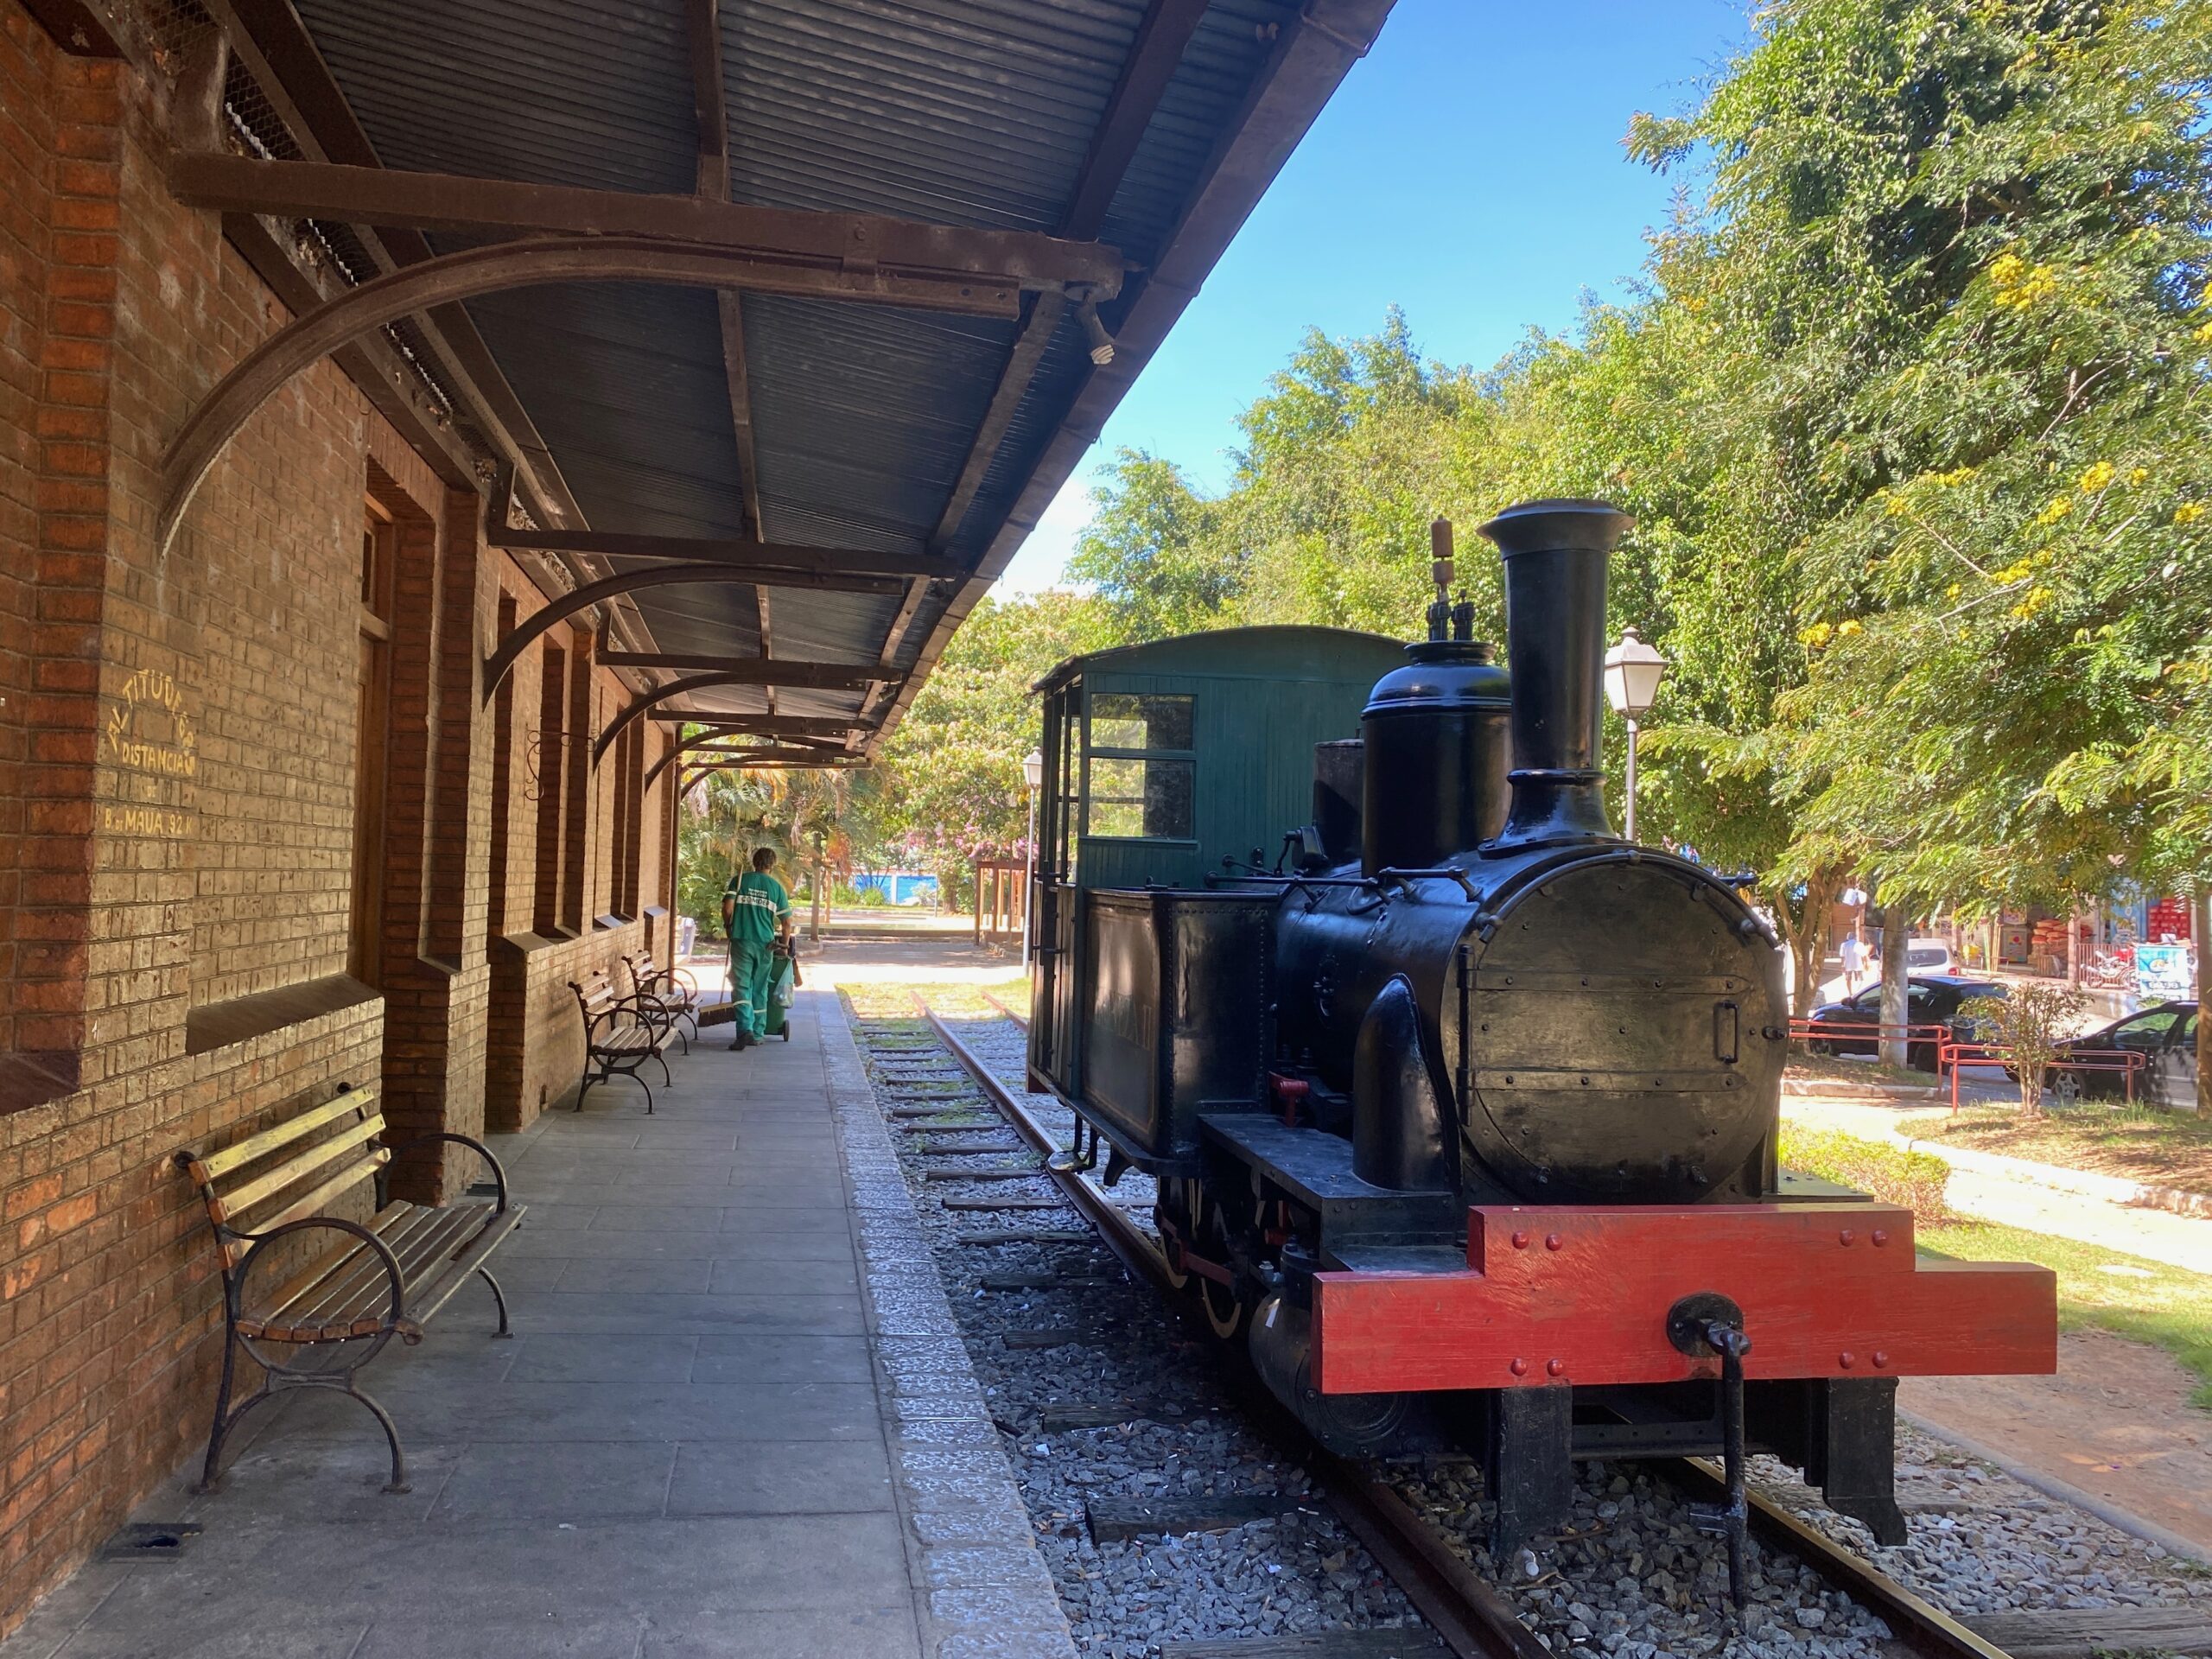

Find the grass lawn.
[
  {"left": 1904, "top": 1101, "right": 2212, "bottom": 1197},
  {"left": 1918, "top": 1219, "right": 2212, "bottom": 1410}
]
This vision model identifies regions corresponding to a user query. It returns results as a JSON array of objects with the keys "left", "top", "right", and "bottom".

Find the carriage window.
[
  {"left": 1084, "top": 692, "right": 1195, "bottom": 841},
  {"left": 1086, "top": 756, "right": 1195, "bottom": 839},
  {"left": 1091, "top": 694, "right": 1193, "bottom": 751}
]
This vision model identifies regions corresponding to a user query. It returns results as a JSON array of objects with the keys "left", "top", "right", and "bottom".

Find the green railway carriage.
[{"left": 1027, "top": 626, "right": 1406, "bottom": 1109}]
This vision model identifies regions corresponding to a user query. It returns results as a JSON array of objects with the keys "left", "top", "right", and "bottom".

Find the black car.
[
  {"left": 1804, "top": 976, "right": 2008, "bottom": 1071},
  {"left": 2045, "top": 1001, "right": 2199, "bottom": 1107}
]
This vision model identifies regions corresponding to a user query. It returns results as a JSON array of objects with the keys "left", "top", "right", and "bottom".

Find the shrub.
[
  {"left": 1778, "top": 1126, "right": 1953, "bottom": 1224},
  {"left": 1962, "top": 981, "right": 2086, "bottom": 1117}
]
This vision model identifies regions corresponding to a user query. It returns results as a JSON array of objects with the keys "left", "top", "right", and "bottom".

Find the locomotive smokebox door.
[{"left": 1459, "top": 857, "right": 1785, "bottom": 1204}]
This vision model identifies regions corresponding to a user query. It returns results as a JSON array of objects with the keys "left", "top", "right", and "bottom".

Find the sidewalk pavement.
[
  {"left": 0, "top": 985, "right": 1072, "bottom": 1659},
  {"left": 1783, "top": 1095, "right": 2212, "bottom": 1275}
]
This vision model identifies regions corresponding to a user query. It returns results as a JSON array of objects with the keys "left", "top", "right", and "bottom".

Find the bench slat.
[
  {"left": 246, "top": 1144, "right": 391, "bottom": 1251},
  {"left": 248, "top": 1205, "right": 507, "bottom": 1341},
  {"left": 261, "top": 1203, "right": 448, "bottom": 1332},
  {"left": 217, "top": 1114, "right": 388, "bottom": 1230},
  {"left": 401, "top": 1206, "right": 526, "bottom": 1327},
  {"left": 197, "top": 1086, "right": 378, "bottom": 1180}
]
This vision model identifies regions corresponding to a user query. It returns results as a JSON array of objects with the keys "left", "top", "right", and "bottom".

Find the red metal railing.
[
  {"left": 1935, "top": 1039, "right": 2147, "bottom": 1112},
  {"left": 1787, "top": 1016, "right": 1951, "bottom": 1050}
]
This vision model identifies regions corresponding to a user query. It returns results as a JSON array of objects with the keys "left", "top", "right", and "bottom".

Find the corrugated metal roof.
[{"left": 283, "top": 0, "right": 1382, "bottom": 754}]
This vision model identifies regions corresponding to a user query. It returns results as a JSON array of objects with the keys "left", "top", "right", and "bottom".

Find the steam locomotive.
[{"left": 1024, "top": 499, "right": 2055, "bottom": 1580}]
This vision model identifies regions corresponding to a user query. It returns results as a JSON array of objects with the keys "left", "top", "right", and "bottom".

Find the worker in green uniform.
[{"left": 721, "top": 847, "right": 792, "bottom": 1050}]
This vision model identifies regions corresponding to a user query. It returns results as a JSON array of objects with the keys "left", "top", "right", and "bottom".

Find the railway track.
[{"left": 912, "top": 994, "right": 2020, "bottom": 1659}]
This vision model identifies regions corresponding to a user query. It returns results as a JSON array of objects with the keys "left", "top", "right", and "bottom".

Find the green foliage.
[
  {"left": 1964, "top": 982, "right": 2088, "bottom": 1115},
  {"left": 1777, "top": 1125, "right": 1955, "bottom": 1223},
  {"left": 868, "top": 590, "right": 1114, "bottom": 904}
]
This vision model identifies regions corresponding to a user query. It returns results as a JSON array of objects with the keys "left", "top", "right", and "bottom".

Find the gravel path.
[{"left": 844, "top": 988, "right": 2212, "bottom": 1658}]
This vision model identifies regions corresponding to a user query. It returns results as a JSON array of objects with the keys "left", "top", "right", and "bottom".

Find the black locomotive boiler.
[{"left": 1024, "top": 499, "right": 2056, "bottom": 1573}]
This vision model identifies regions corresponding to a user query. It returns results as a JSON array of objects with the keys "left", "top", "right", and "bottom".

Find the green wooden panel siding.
[{"left": 1052, "top": 627, "right": 1408, "bottom": 894}]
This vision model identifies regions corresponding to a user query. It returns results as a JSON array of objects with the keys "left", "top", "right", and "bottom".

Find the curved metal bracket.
[
  {"left": 482, "top": 570, "right": 772, "bottom": 702},
  {"left": 156, "top": 234, "right": 1027, "bottom": 554},
  {"left": 593, "top": 677, "right": 859, "bottom": 766},
  {"left": 644, "top": 730, "right": 851, "bottom": 790}
]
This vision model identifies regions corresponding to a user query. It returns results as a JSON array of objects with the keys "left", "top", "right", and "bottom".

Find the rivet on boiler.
[
  {"left": 1510, "top": 1357, "right": 1529, "bottom": 1376},
  {"left": 1510, "top": 1230, "right": 1530, "bottom": 1249},
  {"left": 1544, "top": 1232, "right": 1563, "bottom": 1250}
]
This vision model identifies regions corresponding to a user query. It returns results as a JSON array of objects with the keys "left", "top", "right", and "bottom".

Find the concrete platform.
[{"left": 0, "top": 988, "right": 1074, "bottom": 1659}]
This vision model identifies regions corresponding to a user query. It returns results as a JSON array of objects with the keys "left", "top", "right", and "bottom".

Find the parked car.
[
  {"left": 2034, "top": 1001, "right": 2199, "bottom": 1108},
  {"left": 1904, "top": 937, "right": 1955, "bottom": 973},
  {"left": 1803, "top": 976, "right": 2008, "bottom": 1071}
]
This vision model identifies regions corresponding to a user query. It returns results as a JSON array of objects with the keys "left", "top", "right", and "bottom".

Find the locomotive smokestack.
[{"left": 1478, "top": 499, "right": 1634, "bottom": 849}]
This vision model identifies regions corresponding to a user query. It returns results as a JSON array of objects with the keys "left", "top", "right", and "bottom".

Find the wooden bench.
[
  {"left": 623, "top": 948, "right": 701, "bottom": 1052},
  {"left": 569, "top": 968, "right": 678, "bottom": 1112},
  {"left": 173, "top": 1083, "right": 523, "bottom": 1495}
]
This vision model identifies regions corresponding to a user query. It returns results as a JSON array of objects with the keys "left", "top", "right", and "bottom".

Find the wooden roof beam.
[
  {"left": 165, "top": 154, "right": 1127, "bottom": 297},
  {"left": 484, "top": 524, "right": 961, "bottom": 583},
  {"left": 595, "top": 655, "right": 893, "bottom": 687},
  {"left": 687, "top": 0, "right": 773, "bottom": 715}
]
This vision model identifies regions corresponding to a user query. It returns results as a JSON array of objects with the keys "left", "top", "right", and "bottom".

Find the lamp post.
[
  {"left": 1020, "top": 748, "right": 1044, "bottom": 971},
  {"left": 1602, "top": 626, "right": 1668, "bottom": 842}
]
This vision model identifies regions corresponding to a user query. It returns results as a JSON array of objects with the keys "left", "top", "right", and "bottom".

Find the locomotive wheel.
[
  {"left": 1192, "top": 1189, "right": 1250, "bottom": 1339},
  {"left": 1154, "top": 1178, "right": 1192, "bottom": 1292}
]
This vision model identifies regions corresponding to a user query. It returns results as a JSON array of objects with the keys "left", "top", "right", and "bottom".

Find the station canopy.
[{"left": 165, "top": 0, "right": 1392, "bottom": 766}]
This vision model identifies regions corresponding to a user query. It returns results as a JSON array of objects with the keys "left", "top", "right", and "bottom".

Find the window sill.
[{"left": 185, "top": 976, "right": 381, "bottom": 1058}]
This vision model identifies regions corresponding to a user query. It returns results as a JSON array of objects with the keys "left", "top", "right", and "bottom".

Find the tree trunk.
[
  {"left": 1784, "top": 869, "right": 1840, "bottom": 1020},
  {"left": 1878, "top": 902, "right": 1912, "bottom": 1070},
  {"left": 2196, "top": 888, "right": 2210, "bottom": 1118}
]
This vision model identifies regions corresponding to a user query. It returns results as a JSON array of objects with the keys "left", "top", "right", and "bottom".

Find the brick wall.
[{"left": 0, "top": 10, "right": 683, "bottom": 1632}]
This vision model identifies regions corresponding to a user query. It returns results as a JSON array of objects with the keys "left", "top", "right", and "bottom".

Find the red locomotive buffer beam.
[{"left": 1311, "top": 1204, "right": 2055, "bottom": 1395}]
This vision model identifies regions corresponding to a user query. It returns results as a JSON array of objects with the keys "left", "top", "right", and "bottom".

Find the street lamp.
[
  {"left": 1021, "top": 749, "right": 1044, "bottom": 971},
  {"left": 1602, "top": 626, "right": 1667, "bottom": 842}
]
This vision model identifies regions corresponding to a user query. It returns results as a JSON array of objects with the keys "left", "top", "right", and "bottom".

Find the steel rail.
[
  {"left": 1664, "top": 1459, "right": 2013, "bottom": 1659},
  {"left": 918, "top": 997, "right": 2023, "bottom": 1659},
  {"left": 976, "top": 988, "right": 1027, "bottom": 1030},
  {"left": 917, "top": 1000, "right": 1545, "bottom": 1659}
]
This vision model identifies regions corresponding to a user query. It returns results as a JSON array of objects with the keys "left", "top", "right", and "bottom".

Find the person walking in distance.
[
  {"left": 721, "top": 847, "right": 792, "bottom": 1051},
  {"left": 1840, "top": 931, "right": 1863, "bottom": 996}
]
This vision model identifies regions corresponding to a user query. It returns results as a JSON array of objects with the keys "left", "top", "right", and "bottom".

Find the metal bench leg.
[
  {"left": 336, "top": 1379, "right": 411, "bottom": 1493},
  {"left": 477, "top": 1266, "right": 513, "bottom": 1338},
  {"left": 199, "top": 1326, "right": 255, "bottom": 1492},
  {"left": 652, "top": 1048, "right": 672, "bottom": 1087}
]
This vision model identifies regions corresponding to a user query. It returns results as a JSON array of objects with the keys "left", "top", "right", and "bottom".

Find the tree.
[
  {"left": 869, "top": 590, "right": 1113, "bottom": 906},
  {"left": 1965, "top": 982, "right": 2087, "bottom": 1117},
  {"left": 1068, "top": 450, "right": 1236, "bottom": 639}
]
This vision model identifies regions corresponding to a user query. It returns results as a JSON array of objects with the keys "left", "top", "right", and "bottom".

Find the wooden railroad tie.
[
  {"left": 978, "top": 1272, "right": 1119, "bottom": 1291},
  {"left": 940, "top": 1195, "right": 1065, "bottom": 1211},
  {"left": 1002, "top": 1327, "right": 1096, "bottom": 1350},
  {"left": 915, "top": 1141, "right": 1022, "bottom": 1156},
  {"left": 1085, "top": 1493, "right": 1325, "bottom": 1547},
  {"left": 921, "top": 1166, "right": 1043, "bottom": 1181},
  {"left": 953, "top": 1229, "right": 1092, "bottom": 1245},
  {"left": 1965, "top": 1607, "right": 2212, "bottom": 1659}
]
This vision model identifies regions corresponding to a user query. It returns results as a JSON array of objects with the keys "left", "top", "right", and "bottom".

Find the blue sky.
[{"left": 998, "top": 0, "right": 1756, "bottom": 591}]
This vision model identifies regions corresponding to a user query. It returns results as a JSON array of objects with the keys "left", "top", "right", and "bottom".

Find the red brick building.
[{"left": 0, "top": 0, "right": 1383, "bottom": 1631}]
